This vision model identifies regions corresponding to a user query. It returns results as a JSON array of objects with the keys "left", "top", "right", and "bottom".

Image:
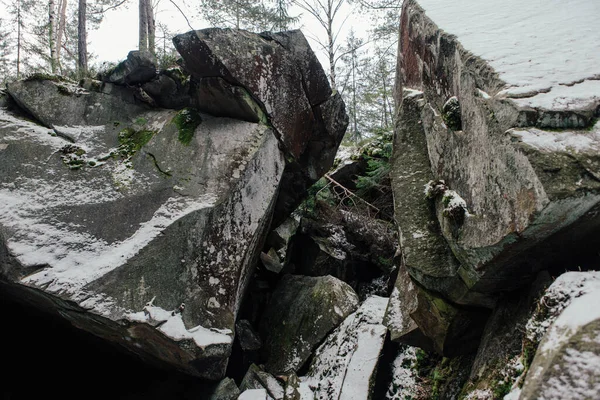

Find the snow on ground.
[
  {"left": 418, "top": 0, "right": 600, "bottom": 109},
  {"left": 300, "top": 296, "right": 388, "bottom": 400},
  {"left": 509, "top": 120, "right": 600, "bottom": 153},
  {"left": 238, "top": 389, "right": 269, "bottom": 400}
]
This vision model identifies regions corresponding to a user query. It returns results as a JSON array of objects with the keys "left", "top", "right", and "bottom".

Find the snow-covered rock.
[
  {"left": 520, "top": 271, "right": 600, "bottom": 399},
  {"left": 0, "top": 98, "right": 282, "bottom": 379},
  {"left": 300, "top": 296, "right": 388, "bottom": 400}
]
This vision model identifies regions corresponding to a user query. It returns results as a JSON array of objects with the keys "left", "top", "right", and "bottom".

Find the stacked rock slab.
[
  {"left": 173, "top": 29, "right": 348, "bottom": 224},
  {"left": 0, "top": 29, "right": 347, "bottom": 379},
  {"left": 386, "top": 0, "right": 600, "bottom": 355}
]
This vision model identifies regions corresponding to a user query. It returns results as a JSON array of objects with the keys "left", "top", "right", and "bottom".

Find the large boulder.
[
  {"left": 300, "top": 296, "right": 388, "bottom": 400},
  {"left": 0, "top": 93, "right": 283, "bottom": 378},
  {"left": 259, "top": 275, "right": 359, "bottom": 374},
  {"left": 7, "top": 76, "right": 146, "bottom": 128},
  {"left": 519, "top": 271, "right": 600, "bottom": 399},
  {"left": 386, "top": 0, "right": 600, "bottom": 354},
  {"left": 173, "top": 29, "right": 348, "bottom": 223},
  {"left": 1, "top": 28, "right": 346, "bottom": 379}
]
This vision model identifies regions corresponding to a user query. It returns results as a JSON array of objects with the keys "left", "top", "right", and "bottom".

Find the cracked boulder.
[
  {"left": 386, "top": 0, "right": 600, "bottom": 352},
  {"left": 173, "top": 28, "right": 348, "bottom": 223},
  {"left": 259, "top": 275, "right": 359, "bottom": 375}
]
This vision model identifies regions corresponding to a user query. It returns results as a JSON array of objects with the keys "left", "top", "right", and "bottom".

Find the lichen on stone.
[{"left": 60, "top": 144, "right": 87, "bottom": 170}]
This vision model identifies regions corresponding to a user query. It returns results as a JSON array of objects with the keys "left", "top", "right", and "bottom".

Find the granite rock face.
[
  {"left": 173, "top": 29, "right": 349, "bottom": 223},
  {"left": 0, "top": 29, "right": 346, "bottom": 380},
  {"left": 386, "top": 0, "right": 600, "bottom": 356},
  {"left": 259, "top": 275, "right": 359, "bottom": 375}
]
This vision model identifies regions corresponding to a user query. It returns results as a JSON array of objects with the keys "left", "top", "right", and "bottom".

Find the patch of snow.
[
  {"left": 539, "top": 290, "right": 600, "bottom": 353},
  {"left": 540, "top": 347, "right": 600, "bottom": 399},
  {"left": 15, "top": 194, "right": 216, "bottom": 296},
  {"left": 127, "top": 304, "right": 232, "bottom": 348},
  {"left": 411, "top": 230, "right": 425, "bottom": 239},
  {"left": 526, "top": 271, "right": 600, "bottom": 344},
  {"left": 386, "top": 346, "right": 419, "bottom": 400},
  {"left": 477, "top": 89, "right": 491, "bottom": 100},
  {"left": 509, "top": 121, "right": 600, "bottom": 154},
  {"left": 503, "top": 387, "right": 521, "bottom": 400},
  {"left": 418, "top": 0, "right": 600, "bottom": 110},
  {"left": 238, "top": 389, "right": 269, "bottom": 400},
  {"left": 403, "top": 88, "right": 424, "bottom": 99},
  {"left": 464, "top": 389, "right": 493, "bottom": 400}
]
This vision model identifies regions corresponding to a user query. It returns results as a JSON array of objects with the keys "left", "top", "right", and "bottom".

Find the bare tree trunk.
[
  {"left": 292, "top": 0, "right": 346, "bottom": 88},
  {"left": 145, "top": 0, "right": 155, "bottom": 56},
  {"left": 16, "top": 0, "right": 21, "bottom": 79},
  {"left": 56, "top": 0, "right": 68, "bottom": 73},
  {"left": 78, "top": 0, "right": 87, "bottom": 76},
  {"left": 351, "top": 47, "right": 357, "bottom": 139},
  {"left": 49, "top": 0, "right": 58, "bottom": 73},
  {"left": 139, "top": 0, "right": 148, "bottom": 51}
]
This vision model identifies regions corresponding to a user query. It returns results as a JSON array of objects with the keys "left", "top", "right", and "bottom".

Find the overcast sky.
[{"left": 88, "top": 1, "right": 364, "bottom": 68}]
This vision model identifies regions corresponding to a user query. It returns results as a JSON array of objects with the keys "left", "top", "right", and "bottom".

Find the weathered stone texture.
[
  {"left": 385, "top": 0, "right": 600, "bottom": 361},
  {"left": 260, "top": 275, "right": 359, "bottom": 375}
]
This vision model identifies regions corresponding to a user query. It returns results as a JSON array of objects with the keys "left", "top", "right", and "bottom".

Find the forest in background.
[{"left": 0, "top": 0, "right": 401, "bottom": 143}]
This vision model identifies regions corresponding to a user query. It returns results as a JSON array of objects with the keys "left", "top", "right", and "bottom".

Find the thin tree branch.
[{"left": 168, "top": 0, "right": 194, "bottom": 31}]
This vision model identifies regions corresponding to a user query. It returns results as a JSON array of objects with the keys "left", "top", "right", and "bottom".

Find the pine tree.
[{"left": 0, "top": 18, "right": 13, "bottom": 83}]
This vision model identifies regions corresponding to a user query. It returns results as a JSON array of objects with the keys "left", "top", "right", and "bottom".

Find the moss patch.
[
  {"left": 118, "top": 127, "right": 156, "bottom": 159},
  {"left": 172, "top": 107, "right": 202, "bottom": 145},
  {"left": 24, "top": 73, "right": 70, "bottom": 83}
]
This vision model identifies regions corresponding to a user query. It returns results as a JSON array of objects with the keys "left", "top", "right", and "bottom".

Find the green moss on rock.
[
  {"left": 172, "top": 107, "right": 202, "bottom": 145},
  {"left": 118, "top": 127, "right": 156, "bottom": 160}
]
